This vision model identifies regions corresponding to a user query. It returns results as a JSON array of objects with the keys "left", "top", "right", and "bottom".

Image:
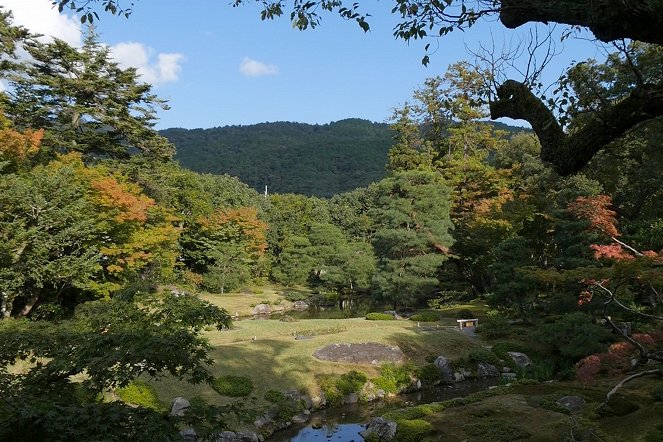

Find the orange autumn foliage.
[
  {"left": 0, "top": 123, "right": 44, "bottom": 170},
  {"left": 198, "top": 207, "right": 268, "bottom": 256},
  {"left": 576, "top": 333, "right": 663, "bottom": 382},
  {"left": 567, "top": 195, "right": 620, "bottom": 237},
  {"left": 89, "top": 176, "right": 154, "bottom": 222}
]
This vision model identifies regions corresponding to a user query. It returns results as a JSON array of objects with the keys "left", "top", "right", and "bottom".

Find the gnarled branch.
[
  {"left": 489, "top": 80, "right": 663, "bottom": 175},
  {"left": 499, "top": 0, "right": 663, "bottom": 45}
]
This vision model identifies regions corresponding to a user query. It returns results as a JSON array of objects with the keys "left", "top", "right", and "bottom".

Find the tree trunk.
[
  {"left": 499, "top": 0, "right": 663, "bottom": 45},
  {"left": 489, "top": 79, "right": 663, "bottom": 175},
  {"left": 1, "top": 292, "right": 11, "bottom": 319},
  {"left": 17, "top": 294, "right": 39, "bottom": 318}
]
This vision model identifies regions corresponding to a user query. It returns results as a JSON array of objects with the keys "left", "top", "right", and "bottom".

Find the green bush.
[
  {"left": 319, "top": 370, "right": 368, "bottom": 406},
  {"left": 644, "top": 424, "right": 663, "bottom": 442},
  {"left": 415, "top": 364, "right": 441, "bottom": 384},
  {"left": 366, "top": 312, "right": 394, "bottom": 320},
  {"left": 212, "top": 375, "right": 253, "bottom": 397},
  {"left": 337, "top": 370, "right": 368, "bottom": 395},
  {"left": 476, "top": 316, "right": 511, "bottom": 338},
  {"left": 457, "top": 308, "right": 475, "bottom": 318},
  {"left": 372, "top": 363, "right": 413, "bottom": 394},
  {"left": 115, "top": 381, "right": 164, "bottom": 411},
  {"left": 651, "top": 384, "right": 663, "bottom": 402},
  {"left": 282, "top": 291, "right": 308, "bottom": 302},
  {"left": 264, "top": 390, "right": 284, "bottom": 403},
  {"left": 536, "top": 312, "right": 613, "bottom": 360},
  {"left": 394, "top": 419, "right": 434, "bottom": 442},
  {"left": 410, "top": 311, "right": 440, "bottom": 322},
  {"left": 467, "top": 348, "right": 502, "bottom": 366}
]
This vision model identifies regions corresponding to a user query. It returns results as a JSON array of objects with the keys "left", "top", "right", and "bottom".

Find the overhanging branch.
[
  {"left": 489, "top": 80, "right": 663, "bottom": 175},
  {"left": 499, "top": 0, "right": 663, "bottom": 45}
]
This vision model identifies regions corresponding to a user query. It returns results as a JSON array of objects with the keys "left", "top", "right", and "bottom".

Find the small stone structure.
[{"left": 456, "top": 318, "right": 479, "bottom": 331}]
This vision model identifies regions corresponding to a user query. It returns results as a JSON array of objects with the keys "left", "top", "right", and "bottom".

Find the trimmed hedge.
[
  {"left": 366, "top": 312, "right": 394, "bottom": 320},
  {"left": 212, "top": 375, "right": 253, "bottom": 397},
  {"left": 409, "top": 312, "right": 440, "bottom": 322},
  {"left": 115, "top": 381, "right": 164, "bottom": 411}
]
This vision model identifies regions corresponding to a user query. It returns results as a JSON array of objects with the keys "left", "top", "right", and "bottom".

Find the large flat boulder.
[{"left": 313, "top": 343, "right": 405, "bottom": 364}]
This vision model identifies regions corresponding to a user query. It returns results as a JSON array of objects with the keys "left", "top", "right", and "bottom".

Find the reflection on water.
[{"left": 271, "top": 378, "right": 500, "bottom": 441}]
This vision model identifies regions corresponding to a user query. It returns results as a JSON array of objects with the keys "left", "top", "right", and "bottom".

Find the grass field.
[{"left": 149, "top": 290, "right": 483, "bottom": 408}]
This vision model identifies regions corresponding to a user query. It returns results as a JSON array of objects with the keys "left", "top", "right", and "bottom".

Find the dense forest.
[
  {"left": 1, "top": 3, "right": 663, "bottom": 441},
  {"left": 163, "top": 119, "right": 394, "bottom": 197},
  {"left": 163, "top": 120, "right": 524, "bottom": 197}
]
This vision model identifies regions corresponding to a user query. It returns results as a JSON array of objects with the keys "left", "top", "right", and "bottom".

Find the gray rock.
[
  {"left": 180, "top": 428, "right": 196, "bottom": 441},
  {"left": 557, "top": 396, "right": 586, "bottom": 413},
  {"left": 311, "top": 392, "right": 326, "bottom": 409},
  {"left": 477, "top": 362, "right": 500, "bottom": 378},
  {"left": 254, "top": 414, "right": 275, "bottom": 431},
  {"left": 291, "top": 411, "right": 310, "bottom": 424},
  {"left": 300, "top": 394, "right": 313, "bottom": 410},
  {"left": 170, "top": 397, "right": 190, "bottom": 417},
  {"left": 253, "top": 303, "right": 271, "bottom": 314},
  {"left": 293, "top": 301, "right": 309, "bottom": 310},
  {"left": 434, "top": 356, "right": 455, "bottom": 383},
  {"left": 501, "top": 372, "right": 517, "bottom": 380},
  {"left": 360, "top": 417, "right": 397, "bottom": 441},
  {"left": 502, "top": 366, "right": 511, "bottom": 373},
  {"left": 454, "top": 372, "right": 465, "bottom": 382},
  {"left": 342, "top": 393, "right": 359, "bottom": 404},
  {"left": 507, "top": 351, "right": 531, "bottom": 368}
]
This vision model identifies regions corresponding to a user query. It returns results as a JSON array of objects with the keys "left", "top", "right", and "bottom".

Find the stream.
[{"left": 270, "top": 378, "right": 500, "bottom": 441}]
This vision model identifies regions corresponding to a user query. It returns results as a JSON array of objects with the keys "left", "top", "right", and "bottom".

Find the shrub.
[
  {"left": 536, "top": 312, "right": 613, "bottom": 360},
  {"left": 476, "top": 316, "right": 511, "bottom": 338},
  {"left": 337, "top": 370, "right": 368, "bottom": 395},
  {"left": 366, "top": 312, "right": 394, "bottom": 320},
  {"left": 457, "top": 308, "right": 475, "bottom": 318},
  {"left": 282, "top": 291, "right": 308, "bottom": 302},
  {"left": 467, "top": 348, "right": 501, "bottom": 366},
  {"left": 652, "top": 384, "right": 663, "bottom": 402},
  {"left": 319, "top": 370, "right": 368, "bottom": 406},
  {"left": 372, "top": 363, "right": 413, "bottom": 394},
  {"left": 115, "top": 381, "right": 164, "bottom": 411},
  {"left": 212, "top": 375, "right": 253, "bottom": 397},
  {"left": 415, "top": 364, "right": 441, "bottom": 384},
  {"left": 264, "top": 390, "right": 284, "bottom": 403},
  {"left": 409, "top": 311, "right": 439, "bottom": 322},
  {"left": 394, "top": 419, "right": 434, "bottom": 442}
]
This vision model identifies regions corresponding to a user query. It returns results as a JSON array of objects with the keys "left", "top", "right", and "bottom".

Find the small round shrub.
[
  {"left": 409, "top": 311, "right": 440, "bottom": 322},
  {"left": 476, "top": 316, "right": 511, "bottom": 339},
  {"left": 395, "top": 419, "right": 434, "bottom": 442},
  {"left": 456, "top": 308, "right": 475, "bottom": 318},
  {"left": 366, "top": 312, "right": 394, "bottom": 320},
  {"left": 652, "top": 384, "right": 663, "bottom": 402},
  {"left": 337, "top": 370, "right": 368, "bottom": 395},
  {"left": 264, "top": 390, "right": 285, "bottom": 403},
  {"left": 115, "top": 381, "right": 164, "bottom": 411},
  {"left": 212, "top": 375, "right": 253, "bottom": 397}
]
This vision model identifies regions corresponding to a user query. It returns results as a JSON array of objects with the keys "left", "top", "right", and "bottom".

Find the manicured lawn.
[{"left": 149, "top": 290, "right": 483, "bottom": 408}]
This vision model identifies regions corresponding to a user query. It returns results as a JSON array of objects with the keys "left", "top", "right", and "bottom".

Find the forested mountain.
[
  {"left": 163, "top": 119, "right": 527, "bottom": 197},
  {"left": 162, "top": 119, "right": 394, "bottom": 197}
]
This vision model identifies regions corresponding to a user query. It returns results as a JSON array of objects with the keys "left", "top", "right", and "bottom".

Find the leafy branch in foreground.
[{"left": 0, "top": 292, "right": 235, "bottom": 441}]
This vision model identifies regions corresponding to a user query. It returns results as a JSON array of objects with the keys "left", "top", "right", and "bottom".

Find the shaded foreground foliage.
[{"left": 0, "top": 293, "right": 235, "bottom": 441}]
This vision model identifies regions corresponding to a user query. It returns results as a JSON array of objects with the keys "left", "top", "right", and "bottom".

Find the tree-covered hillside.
[
  {"left": 163, "top": 119, "right": 527, "bottom": 198},
  {"left": 162, "top": 119, "right": 394, "bottom": 197}
]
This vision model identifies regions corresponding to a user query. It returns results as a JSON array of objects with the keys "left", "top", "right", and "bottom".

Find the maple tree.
[{"left": 569, "top": 194, "right": 663, "bottom": 405}]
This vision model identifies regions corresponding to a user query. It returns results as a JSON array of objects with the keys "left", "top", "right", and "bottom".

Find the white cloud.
[
  {"left": 0, "top": 0, "right": 82, "bottom": 46},
  {"left": 239, "top": 57, "right": 279, "bottom": 77},
  {"left": 111, "top": 42, "right": 184, "bottom": 86},
  {"left": 0, "top": 80, "right": 5, "bottom": 92}
]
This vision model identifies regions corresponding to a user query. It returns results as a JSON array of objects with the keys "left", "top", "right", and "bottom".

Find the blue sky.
[{"left": 1, "top": 0, "right": 607, "bottom": 129}]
